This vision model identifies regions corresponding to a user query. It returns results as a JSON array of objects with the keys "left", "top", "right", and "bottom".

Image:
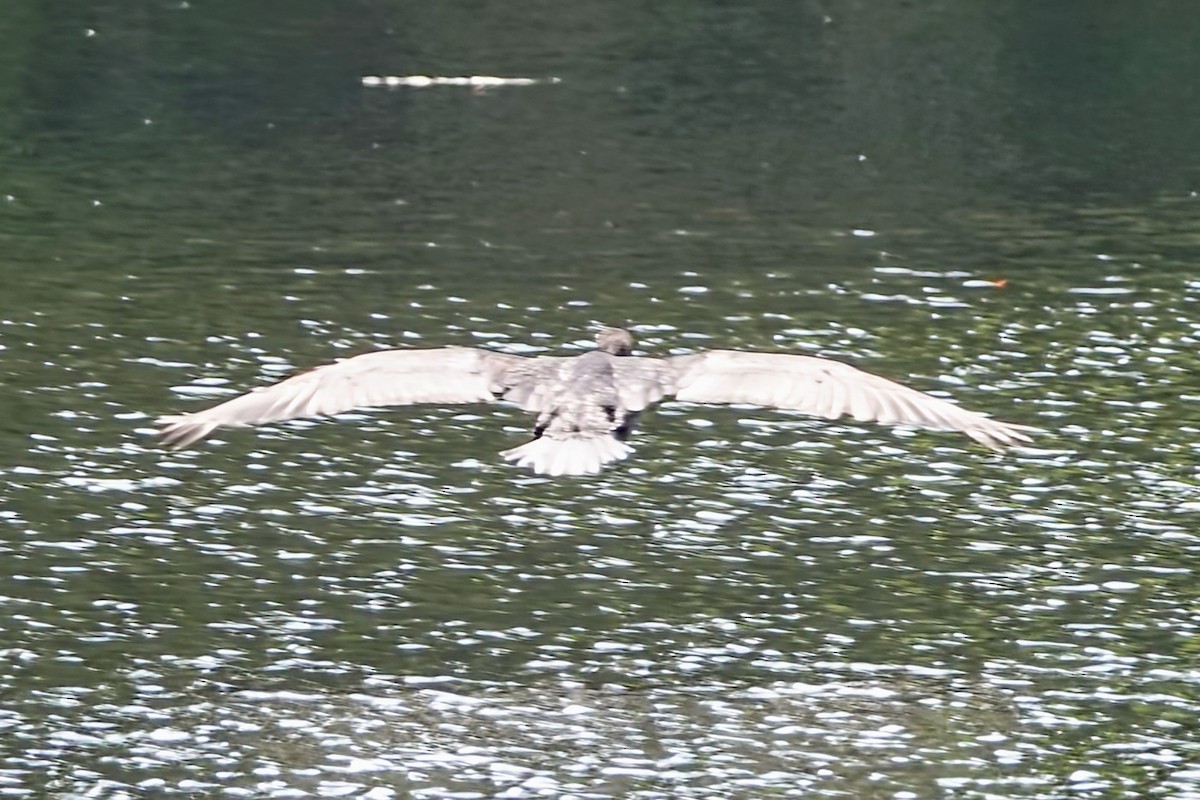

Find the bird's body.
[
  {"left": 498, "top": 349, "right": 635, "bottom": 475},
  {"left": 158, "top": 327, "right": 1035, "bottom": 475}
]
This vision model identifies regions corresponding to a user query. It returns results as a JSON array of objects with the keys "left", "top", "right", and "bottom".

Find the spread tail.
[{"left": 500, "top": 435, "right": 632, "bottom": 476}]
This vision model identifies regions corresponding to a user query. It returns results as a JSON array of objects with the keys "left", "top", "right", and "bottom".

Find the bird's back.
[{"left": 496, "top": 351, "right": 638, "bottom": 475}]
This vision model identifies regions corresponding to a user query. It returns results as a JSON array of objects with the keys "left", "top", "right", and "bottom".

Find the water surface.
[{"left": 2, "top": 2, "right": 1199, "bottom": 798}]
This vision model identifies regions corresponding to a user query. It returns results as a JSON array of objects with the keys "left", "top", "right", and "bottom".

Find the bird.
[{"left": 157, "top": 326, "right": 1036, "bottom": 476}]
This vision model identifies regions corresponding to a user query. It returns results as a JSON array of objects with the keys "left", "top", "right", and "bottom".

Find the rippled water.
[
  {"left": 7, "top": 240, "right": 1200, "bottom": 798},
  {"left": 5, "top": 3, "right": 1200, "bottom": 798}
]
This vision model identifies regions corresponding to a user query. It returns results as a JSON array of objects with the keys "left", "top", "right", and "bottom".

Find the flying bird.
[{"left": 158, "top": 327, "right": 1035, "bottom": 476}]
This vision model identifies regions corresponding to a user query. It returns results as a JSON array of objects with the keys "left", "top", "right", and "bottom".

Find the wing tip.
[
  {"left": 968, "top": 422, "right": 1038, "bottom": 452},
  {"left": 156, "top": 414, "right": 221, "bottom": 450}
]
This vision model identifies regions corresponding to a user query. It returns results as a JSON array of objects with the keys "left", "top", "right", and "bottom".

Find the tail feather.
[{"left": 500, "top": 435, "right": 632, "bottom": 476}]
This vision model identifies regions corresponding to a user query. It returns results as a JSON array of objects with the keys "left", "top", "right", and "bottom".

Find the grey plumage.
[{"left": 157, "top": 326, "right": 1036, "bottom": 476}]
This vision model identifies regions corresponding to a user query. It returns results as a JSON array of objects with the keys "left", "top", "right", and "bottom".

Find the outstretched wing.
[
  {"left": 663, "top": 350, "right": 1035, "bottom": 450},
  {"left": 158, "top": 346, "right": 527, "bottom": 448},
  {"left": 610, "top": 358, "right": 676, "bottom": 411}
]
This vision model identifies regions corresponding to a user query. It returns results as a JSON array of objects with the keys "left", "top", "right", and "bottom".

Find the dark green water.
[{"left": 3, "top": 2, "right": 1200, "bottom": 798}]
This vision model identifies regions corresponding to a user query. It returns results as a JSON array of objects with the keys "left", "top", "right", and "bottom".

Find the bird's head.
[{"left": 596, "top": 327, "right": 635, "bottom": 356}]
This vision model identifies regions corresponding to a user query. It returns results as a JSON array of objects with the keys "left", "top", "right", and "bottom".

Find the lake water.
[{"left": 2, "top": 3, "right": 1199, "bottom": 798}]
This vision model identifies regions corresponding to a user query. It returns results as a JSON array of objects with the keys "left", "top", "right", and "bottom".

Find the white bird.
[{"left": 158, "top": 327, "right": 1036, "bottom": 476}]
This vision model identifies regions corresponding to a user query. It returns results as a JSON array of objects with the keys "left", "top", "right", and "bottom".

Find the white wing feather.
[
  {"left": 665, "top": 350, "right": 1034, "bottom": 450},
  {"left": 158, "top": 346, "right": 523, "bottom": 448}
]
